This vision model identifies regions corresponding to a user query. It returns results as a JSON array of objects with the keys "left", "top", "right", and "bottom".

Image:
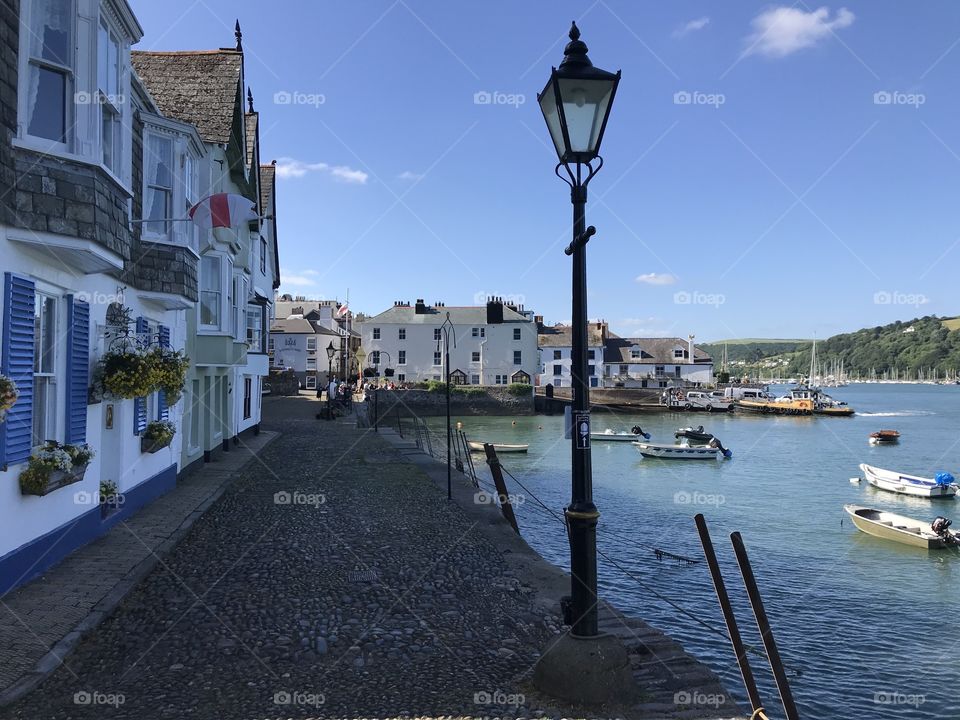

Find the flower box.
[
  {"left": 20, "top": 463, "right": 88, "bottom": 497},
  {"left": 140, "top": 436, "right": 172, "bottom": 454}
]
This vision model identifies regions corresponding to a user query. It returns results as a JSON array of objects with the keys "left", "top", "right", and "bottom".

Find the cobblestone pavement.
[
  {"left": 0, "top": 431, "right": 277, "bottom": 704},
  {"left": 1, "top": 395, "right": 743, "bottom": 719}
]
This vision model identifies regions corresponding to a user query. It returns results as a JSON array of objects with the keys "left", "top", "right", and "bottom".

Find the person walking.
[{"left": 327, "top": 376, "right": 337, "bottom": 420}]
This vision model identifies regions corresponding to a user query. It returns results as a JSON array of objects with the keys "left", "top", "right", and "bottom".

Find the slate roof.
[
  {"left": 365, "top": 305, "right": 530, "bottom": 325},
  {"left": 260, "top": 163, "right": 275, "bottom": 217},
  {"left": 270, "top": 318, "right": 339, "bottom": 336},
  {"left": 245, "top": 112, "right": 258, "bottom": 170},
  {"left": 603, "top": 337, "right": 712, "bottom": 364},
  {"left": 538, "top": 324, "right": 608, "bottom": 348},
  {"left": 130, "top": 50, "right": 242, "bottom": 144}
]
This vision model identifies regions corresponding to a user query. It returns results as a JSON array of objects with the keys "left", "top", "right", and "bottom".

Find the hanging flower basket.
[
  {"left": 0, "top": 374, "right": 18, "bottom": 423},
  {"left": 141, "top": 420, "right": 176, "bottom": 453},
  {"left": 146, "top": 348, "right": 190, "bottom": 405},
  {"left": 19, "top": 442, "right": 94, "bottom": 497},
  {"left": 101, "top": 350, "right": 157, "bottom": 399},
  {"left": 99, "top": 480, "right": 124, "bottom": 518}
]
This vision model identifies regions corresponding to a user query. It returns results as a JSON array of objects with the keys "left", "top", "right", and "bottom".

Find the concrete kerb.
[{"left": 0, "top": 431, "right": 281, "bottom": 708}]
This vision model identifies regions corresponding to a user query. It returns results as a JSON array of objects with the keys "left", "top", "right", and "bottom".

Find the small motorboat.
[
  {"left": 674, "top": 425, "right": 714, "bottom": 444},
  {"left": 591, "top": 425, "right": 650, "bottom": 442},
  {"left": 869, "top": 430, "right": 900, "bottom": 445},
  {"left": 467, "top": 441, "right": 528, "bottom": 454},
  {"left": 634, "top": 438, "right": 732, "bottom": 460},
  {"left": 844, "top": 504, "right": 959, "bottom": 549},
  {"left": 859, "top": 463, "right": 957, "bottom": 499}
]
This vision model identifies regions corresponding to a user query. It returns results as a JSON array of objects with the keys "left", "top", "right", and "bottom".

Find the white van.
[{"left": 723, "top": 387, "right": 772, "bottom": 401}]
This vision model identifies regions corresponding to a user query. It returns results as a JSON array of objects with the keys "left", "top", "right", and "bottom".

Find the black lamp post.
[
  {"left": 437, "top": 313, "right": 456, "bottom": 501},
  {"left": 371, "top": 349, "right": 391, "bottom": 431},
  {"left": 538, "top": 21, "right": 619, "bottom": 639},
  {"left": 326, "top": 341, "right": 336, "bottom": 420}
]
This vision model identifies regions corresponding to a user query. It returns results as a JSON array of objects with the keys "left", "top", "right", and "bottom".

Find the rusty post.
[{"left": 483, "top": 443, "right": 519, "bottom": 534}]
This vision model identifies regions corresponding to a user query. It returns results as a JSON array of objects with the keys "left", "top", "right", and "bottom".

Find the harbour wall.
[{"left": 373, "top": 387, "right": 535, "bottom": 417}]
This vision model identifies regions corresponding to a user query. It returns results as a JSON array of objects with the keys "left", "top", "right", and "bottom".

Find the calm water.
[{"left": 430, "top": 384, "right": 960, "bottom": 719}]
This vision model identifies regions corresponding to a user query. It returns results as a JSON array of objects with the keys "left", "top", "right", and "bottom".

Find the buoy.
[{"left": 849, "top": 477, "right": 861, "bottom": 484}]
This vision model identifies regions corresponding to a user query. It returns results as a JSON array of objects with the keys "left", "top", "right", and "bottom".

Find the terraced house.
[{"left": 0, "top": 1, "right": 279, "bottom": 594}]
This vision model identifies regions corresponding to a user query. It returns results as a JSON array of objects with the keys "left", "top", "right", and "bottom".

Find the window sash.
[
  {"left": 200, "top": 256, "right": 222, "bottom": 327},
  {"left": 32, "top": 294, "right": 58, "bottom": 446}
]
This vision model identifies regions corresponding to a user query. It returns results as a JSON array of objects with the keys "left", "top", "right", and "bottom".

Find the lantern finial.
[{"left": 561, "top": 22, "right": 593, "bottom": 71}]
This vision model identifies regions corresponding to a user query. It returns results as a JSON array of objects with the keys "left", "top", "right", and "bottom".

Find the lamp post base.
[{"left": 532, "top": 631, "right": 638, "bottom": 705}]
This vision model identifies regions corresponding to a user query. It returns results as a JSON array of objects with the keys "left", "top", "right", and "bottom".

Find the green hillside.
[
  {"left": 943, "top": 317, "right": 960, "bottom": 332},
  {"left": 700, "top": 340, "right": 808, "bottom": 364}
]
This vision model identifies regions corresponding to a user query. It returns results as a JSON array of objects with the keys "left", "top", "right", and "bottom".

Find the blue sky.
[{"left": 128, "top": 1, "right": 960, "bottom": 341}]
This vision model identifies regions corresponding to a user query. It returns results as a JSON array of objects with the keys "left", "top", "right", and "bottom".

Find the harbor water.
[{"left": 431, "top": 383, "right": 960, "bottom": 719}]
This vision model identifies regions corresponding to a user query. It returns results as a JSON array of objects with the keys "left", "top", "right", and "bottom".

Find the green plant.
[
  {"left": 454, "top": 385, "right": 487, "bottom": 396},
  {"left": 506, "top": 383, "right": 532, "bottom": 397},
  {"left": 143, "top": 420, "right": 176, "bottom": 445},
  {"left": 99, "top": 479, "right": 119, "bottom": 503},
  {"left": 64, "top": 443, "right": 95, "bottom": 466},
  {"left": 0, "top": 374, "right": 18, "bottom": 422},
  {"left": 147, "top": 348, "right": 189, "bottom": 404},
  {"left": 101, "top": 350, "right": 155, "bottom": 398},
  {"left": 426, "top": 380, "right": 446, "bottom": 393},
  {"left": 18, "top": 442, "right": 87, "bottom": 494}
]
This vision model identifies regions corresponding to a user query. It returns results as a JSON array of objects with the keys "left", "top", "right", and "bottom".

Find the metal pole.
[
  {"left": 327, "top": 358, "right": 332, "bottom": 420},
  {"left": 694, "top": 514, "right": 764, "bottom": 712},
  {"left": 730, "top": 531, "right": 800, "bottom": 720},
  {"left": 565, "top": 176, "right": 599, "bottom": 638},
  {"left": 374, "top": 386, "right": 378, "bottom": 432},
  {"left": 446, "top": 333, "right": 452, "bottom": 501}
]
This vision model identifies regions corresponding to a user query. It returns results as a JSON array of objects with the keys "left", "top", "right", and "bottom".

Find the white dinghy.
[{"left": 859, "top": 463, "right": 957, "bottom": 499}]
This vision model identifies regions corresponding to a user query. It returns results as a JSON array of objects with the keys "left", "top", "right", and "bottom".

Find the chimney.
[
  {"left": 486, "top": 297, "right": 504, "bottom": 325},
  {"left": 534, "top": 315, "right": 544, "bottom": 331},
  {"left": 415, "top": 299, "right": 428, "bottom": 314}
]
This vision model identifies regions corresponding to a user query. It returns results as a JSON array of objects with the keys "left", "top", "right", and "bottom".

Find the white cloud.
[
  {"left": 636, "top": 273, "right": 677, "bottom": 286},
  {"left": 619, "top": 317, "right": 672, "bottom": 336},
  {"left": 280, "top": 268, "right": 320, "bottom": 286},
  {"left": 275, "top": 157, "right": 369, "bottom": 184},
  {"left": 744, "top": 6, "right": 854, "bottom": 58},
  {"left": 673, "top": 17, "right": 709, "bottom": 38},
  {"left": 398, "top": 170, "right": 424, "bottom": 181}
]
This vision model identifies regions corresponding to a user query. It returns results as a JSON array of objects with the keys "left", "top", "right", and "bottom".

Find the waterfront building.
[
  {"left": 536, "top": 318, "right": 609, "bottom": 388},
  {"left": 268, "top": 317, "right": 341, "bottom": 390},
  {"left": 359, "top": 299, "right": 538, "bottom": 385},
  {"left": 132, "top": 26, "right": 280, "bottom": 466},
  {"left": 602, "top": 336, "right": 713, "bottom": 387},
  {"left": 0, "top": 6, "right": 279, "bottom": 594},
  {"left": 274, "top": 297, "right": 360, "bottom": 379}
]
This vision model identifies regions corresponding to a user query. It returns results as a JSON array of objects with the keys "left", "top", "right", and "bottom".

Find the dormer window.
[{"left": 674, "top": 348, "right": 684, "bottom": 359}]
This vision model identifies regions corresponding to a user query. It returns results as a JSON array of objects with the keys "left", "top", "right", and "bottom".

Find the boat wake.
[{"left": 857, "top": 411, "right": 934, "bottom": 417}]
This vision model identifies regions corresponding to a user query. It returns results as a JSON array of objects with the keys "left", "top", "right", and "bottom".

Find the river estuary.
[{"left": 428, "top": 383, "right": 960, "bottom": 719}]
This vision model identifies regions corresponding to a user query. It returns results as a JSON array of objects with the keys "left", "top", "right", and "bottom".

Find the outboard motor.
[
  {"left": 631, "top": 425, "right": 651, "bottom": 440},
  {"left": 710, "top": 437, "right": 733, "bottom": 458},
  {"left": 931, "top": 516, "right": 953, "bottom": 538}
]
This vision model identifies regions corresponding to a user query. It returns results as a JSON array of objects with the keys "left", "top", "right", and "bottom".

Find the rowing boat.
[
  {"left": 844, "top": 504, "right": 959, "bottom": 549},
  {"left": 633, "top": 442, "right": 726, "bottom": 460},
  {"left": 868, "top": 430, "right": 900, "bottom": 445},
  {"left": 859, "top": 463, "right": 957, "bottom": 499},
  {"left": 467, "top": 441, "right": 528, "bottom": 453},
  {"left": 591, "top": 426, "right": 650, "bottom": 442}
]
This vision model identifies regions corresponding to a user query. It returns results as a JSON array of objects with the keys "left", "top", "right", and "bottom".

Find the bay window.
[
  {"left": 24, "top": 0, "right": 74, "bottom": 147},
  {"left": 200, "top": 255, "right": 221, "bottom": 328},
  {"left": 246, "top": 305, "right": 265, "bottom": 352},
  {"left": 145, "top": 133, "right": 173, "bottom": 237},
  {"left": 98, "top": 17, "right": 121, "bottom": 171}
]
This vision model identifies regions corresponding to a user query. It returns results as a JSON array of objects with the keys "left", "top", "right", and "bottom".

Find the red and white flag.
[
  {"left": 188, "top": 193, "right": 259, "bottom": 230},
  {"left": 336, "top": 303, "right": 349, "bottom": 317}
]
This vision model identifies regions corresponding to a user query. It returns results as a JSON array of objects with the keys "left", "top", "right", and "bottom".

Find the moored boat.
[
  {"left": 591, "top": 426, "right": 650, "bottom": 442},
  {"left": 674, "top": 425, "right": 714, "bottom": 444},
  {"left": 859, "top": 463, "right": 957, "bottom": 498},
  {"left": 844, "top": 504, "right": 959, "bottom": 549},
  {"left": 634, "top": 438, "right": 732, "bottom": 460},
  {"left": 868, "top": 430, "right": 900, "bottom": 445},
  {"left": 467, "top": 441, "right": 528, "bottom": 453}
]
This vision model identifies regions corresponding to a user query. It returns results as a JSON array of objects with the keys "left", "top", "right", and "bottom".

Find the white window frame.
[
  {"left": 306, "top": 375, "right": 316, "bottom": 389},
  {"left": 306, "top": 337, "right": 317, "bottom": 351},
  {"left": 32, "top": 291, "right": 61, "bottom": 447},
  {"left": 513, "top": 328, "right": 521, "bottom": 340},
  {"left": 471, "top": 374, "right": 480, "bottom": 385},
  {"left": 199, "top": 254, "right": 226, "bottom": 331},
  {"left": 471, "top": 351, "right": 480, "bottom": 362},
  {"left": 398, "top": 327, "right": 406, "bottom": 340},
  {"left": 513, "top": 350, "right": 522, "bottom": 366},
  {"left": 372, "top": 327, "right": 380, "bottom": 340},
  {"left": 141, "top": 119, "right": 201, "bottom": 249},
  {"left": 306, "top": 358, "right": 317, "bottom": 370},
  {"left": 246, "top": 305, "right": 264, "bottom": 351},
  {"left": 97, "top": 14, "right": 122, "bottom": 173},
  {"left": 433, "top": 351, "right": 442, "bottom": 366},
  {"left": 398, "top": 350, "right": 406, "bottom": 365}
]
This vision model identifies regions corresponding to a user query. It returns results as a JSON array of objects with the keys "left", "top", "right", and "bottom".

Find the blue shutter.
[
  {"left": 157, "top": 324, "right": 170, "bottom": 420},
  {"left": 1, "top": 273, "right": 36, "bottom": 465},
  {"left": 65, "top": 296, "right": 90, "bottom": 444},
  {"left": 134, "top": 316, "right": 148, "bottom": 435}
]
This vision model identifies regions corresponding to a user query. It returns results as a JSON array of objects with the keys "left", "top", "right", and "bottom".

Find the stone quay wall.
[{"left": 374, "top": 387, "right": 534, "bottom": 417}]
